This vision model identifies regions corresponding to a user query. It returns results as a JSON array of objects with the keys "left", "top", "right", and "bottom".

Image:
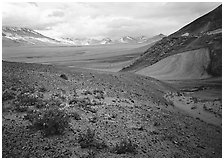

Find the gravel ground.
[{"left": 2, "top": 61, "right": 222, "bottom": 158}]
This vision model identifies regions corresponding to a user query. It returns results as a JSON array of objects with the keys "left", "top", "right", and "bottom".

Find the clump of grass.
[
  {"left": 94, "top": 94, "right": 104, "bottom": 100},
  {"left": 69, "top": 97, "right": 96, "bottom": 112},
  {"left": 38, "top": 86, "right": 47, "bottom": 93},
  {"left": 15, "top": 93, "right": 40, "bottom": 106},
  {"left": 68, "top": 112, "right": 81, "bottom": 120},
  {"left": 69, "top": 97, "right": 91, "bottom": 107},
  {"left": 83, "top": 90, "right": 92, "bottom": 95},
  {"left": 78, "top": 128, "right": 95, "bottom": 148},
  {"left": 93, "top": 89, "right": 105, "bottom": 100},
  {"left": 13, "top": 93, "right": 43, "bottom": 112},
  {"left": 26, "top": 107, "right": 70, "bottom": 136},
  {"left": 51, "top": 92, "right": 68, "bottom": 102},
  {"left": 2, "top": 90, "right": 16, "bottom": 101},
  {"left": 113, "top": 139, "right": 138, "bottom": 154},
  {"left": 78, "top": 128, "right": 107, "bottom": 149}
]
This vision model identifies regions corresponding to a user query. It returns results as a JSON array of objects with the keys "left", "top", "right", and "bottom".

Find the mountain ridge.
[
  {"left": 2, "top": 26, "right": 166, "bottom": 46},
  {"left": 120, "top": 5, "right": 222, "bottom": 78}
]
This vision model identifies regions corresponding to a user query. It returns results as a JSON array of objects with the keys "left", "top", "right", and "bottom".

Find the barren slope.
[{"left": 137, "top": 48, "right": 211, "bottom": 80}]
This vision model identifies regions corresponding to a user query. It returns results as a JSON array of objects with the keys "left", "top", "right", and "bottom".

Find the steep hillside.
[
  {"left": 137, "top": 48, "right": 211, "bottom": 80},
  {"left": 171, "top": 5, "right": 222, "bottom": 37},
  {"left": 121, "top": 5, "right": 222, "bottom": 78}
]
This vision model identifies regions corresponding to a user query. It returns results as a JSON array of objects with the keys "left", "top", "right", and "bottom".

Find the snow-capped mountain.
[
  {"left": 136, "top": 36, "right": 148, "bottom": 43},
  {"left": 2, "top": 26, "right": 166, "bottom": 47},
  {"left": 100, "top": 38, "right": 112, "bottom": 44},
  {"left": 57, "top": 37, "right": 113, "bottom": 45},
  {"left": 2, "top": 26, "right": 61, "bottom": 46},
  {"left": 117, "top": 36, "right": 137, "bottom": 43}
]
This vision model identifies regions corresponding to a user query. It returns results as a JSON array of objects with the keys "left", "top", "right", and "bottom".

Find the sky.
[{"left": 2, "top": 2, "right": 221, "bottom": 39}]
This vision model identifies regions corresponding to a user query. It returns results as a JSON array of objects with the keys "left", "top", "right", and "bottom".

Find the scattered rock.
[{"left": 60, "top": 74, "right": 68, "bottom": 80}]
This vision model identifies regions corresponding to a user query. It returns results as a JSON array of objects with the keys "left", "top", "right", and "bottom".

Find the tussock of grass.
[
  {"left": 78, "top": 128, "right": 107, "bottom": 149},
  {"left": 25, "top": 107, "right": 70, "bottom": 136},
  {"left": 113, "top": 139, "right": 138, "bottom": 154}
]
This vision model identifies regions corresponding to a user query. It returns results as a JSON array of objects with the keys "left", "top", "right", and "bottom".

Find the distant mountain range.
[
  {"left": 2, "top": 26, "right": 166, "bottom": 46},
  {"left": 2, "top": 26, "right": 60, "bottom": 46}
]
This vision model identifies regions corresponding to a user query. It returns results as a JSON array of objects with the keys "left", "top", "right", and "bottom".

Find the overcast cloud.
[{"left": 2, "top": 2, "right": 221, "bottom": 39}]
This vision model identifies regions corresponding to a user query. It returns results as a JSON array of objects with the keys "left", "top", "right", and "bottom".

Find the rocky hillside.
[
  {"left": 2, "top": 61, "right": 222, "bottom": 158},
  {"left": 121, "top": 5, "right": 222, "bottom": 77},
  {"left": 170, "top": 5, "right": 222, "bottom": 37}
]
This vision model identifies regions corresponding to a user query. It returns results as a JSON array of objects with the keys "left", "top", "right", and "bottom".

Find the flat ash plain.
[{"left": 2, "top": 61, "right": 222, "bottom": 158}]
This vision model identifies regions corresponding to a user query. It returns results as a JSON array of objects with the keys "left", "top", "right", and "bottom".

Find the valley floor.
[{"left": 2, "top": 61, "right": 222, "bottom": 158}]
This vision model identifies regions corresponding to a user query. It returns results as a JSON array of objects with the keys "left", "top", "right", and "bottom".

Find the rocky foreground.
[{"left": 2, "top": 61, "right": 222, "bottom": 158}]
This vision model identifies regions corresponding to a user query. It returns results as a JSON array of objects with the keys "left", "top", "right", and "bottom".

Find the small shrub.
[
  {"left": 83, "top": 90, "right": 92, "bottom": 95},
  {"left": 94, "top": 94, "right": 104, "bottom": 100},
  {"left": 89, "top": 116, "right": 98, "bottom": 123},
  {"left": 51, "top": 92, "right": 67, "bottom": 102},
  {"left": 15, "top": 105, "right": 29, "bottom": 112},
  {"left": 93, "top": 89, "right": 104, "bottom": 100},
  {"left": 15, "top": 93, "right": 40, "bottom": 107},
  {"left": 13, "top": 93, "right": 43, "bottom": 112},
  {"left": 86, "top": 149, "right": 97, "bottom": 158},
  {"left": 93, "top": 89, "right": 104, "bottom": 95},
  {"left": 91, "top": 99, "right": 102, "bottom": 106},
  {"left": 35, "top": 100, "right": 48, "bottom": 109},
  {"left": 2, "top": 90, "right": 16, "bottom": 101},
  {"left": 28, "top": 107, "right": 70, "bottom": 136},
  {"left": 69, "top": 97, "right": 91, "bottom": 107},
  {"left": 20, "top": 86, "right": 36, "bottom": 94},
  {"left": 70, "top": 97, "right": 92, "bottom": 106},
  {"left": 78, "top": 128, "right": 95, "bottom": 148},
  {"left": 69, "top": 112, "right": 81, "bottom": 120},
  {"left": 38, "top": 86, "right": 47, "bottom": 92},
  {"left": 113, "top": 139, "right": 138, "bottom": 154},
  {"left": 78, "top": 128, "right": 107, "bottom": 149}
]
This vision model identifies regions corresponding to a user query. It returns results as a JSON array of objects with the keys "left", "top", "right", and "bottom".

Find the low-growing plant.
[
  {"left": 89, "top": 116, "right": 98, "bottom": 123},
  {"left": 69, "top": 97, "right": 91, "bottom": 106},
  {"left": 78, "top": 128, "right": 95, "bottom": 148},
  {"left": 2, "top": 90, "right": 16, "bottom": 101},
  {"left": 69, "top": 112, "right": 81, "bottom": 120},
  {"left": 78, "top": 128, "right": 107, "bottom": 149},
  {"left": 94, "top": 94, "right": 104, "bottom": 100},
  {"left": 20, "top": 86, "right": 36, "bottom": 94},
  {"left": 13, "top": 93, "right": 43, "bottom": 112},
  {"left": 38, "top": 86, "right": 47, "bottom": 93},
  {"left": 93, "top": 89, "right": 104, "bottom": 95},
  {"left": 93, "top": 89, "right": 105, "bottom": 100},
  {"left": 83, "top": 90, "right": 92, "bottom": 95},
  {"left": 15, "top": 93, "right": 40, "bottom": 107},
  {"left": 113, "top": 139, "right": 138, "bottom": 154},
  {"left": 27, "top": 107, "right": 70, "bottom": 136}
]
